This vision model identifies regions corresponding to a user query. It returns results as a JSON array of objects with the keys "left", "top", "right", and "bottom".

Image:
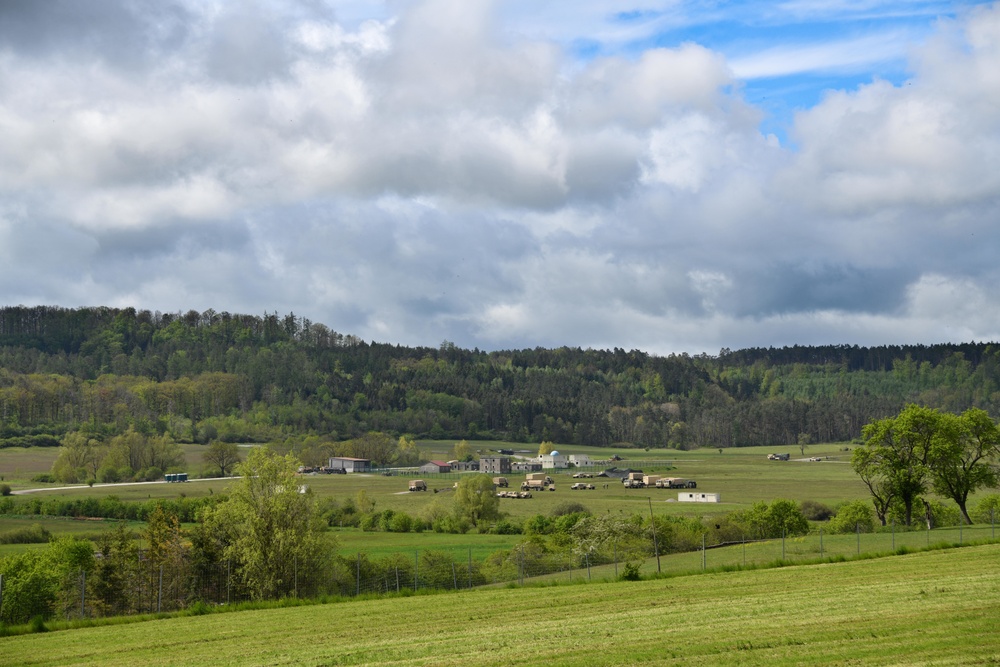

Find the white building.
[
  {"left": 327, "top": 457, "right": 371, "bottom": 473},
  {"left": 678, "top": 492, "right": 720, "bottom": 503},
  {"left": 538, "top": 451, "right": 569, "bottom": 469},
  {"left": 567, "top": 454, "right": 592, "bottom": 467}
]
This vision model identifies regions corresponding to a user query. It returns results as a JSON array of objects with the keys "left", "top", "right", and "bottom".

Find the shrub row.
[{"left": 0, "top": 495, "right": 224, "bottom": 523}]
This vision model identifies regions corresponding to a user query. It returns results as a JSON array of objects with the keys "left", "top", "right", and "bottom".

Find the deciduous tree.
[
  {"left": 927, "top": 409, "right": 1000, "bottom": 524},
  {"left": 453, "top": 474, "right": 500, "bottom": 527},
  {"left": 211, "top": 448, "right": 331, "bottom": 600},
  {"left": 202, "top": 440, "right": 241, "bottom": 477}
]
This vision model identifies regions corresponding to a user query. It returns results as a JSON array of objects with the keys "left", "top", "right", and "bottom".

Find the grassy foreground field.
[{"left": 3, "top": 544, "right": 997, "bottom": 666}]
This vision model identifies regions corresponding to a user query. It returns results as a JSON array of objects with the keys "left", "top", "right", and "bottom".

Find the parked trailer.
[{"left": 657, "top": 477, "right": 697, "bottom": 489}]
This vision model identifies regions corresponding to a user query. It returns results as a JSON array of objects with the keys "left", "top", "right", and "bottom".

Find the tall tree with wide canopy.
[
  {"left": 927, "top": 408, "right": 1000, "bottom": 524},
  {"left": 854, "top": 404, "right": 938, "bottom": 526}
]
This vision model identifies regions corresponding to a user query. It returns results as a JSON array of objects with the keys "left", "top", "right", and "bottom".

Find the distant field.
[
  {"left": 6, "top": 439, "right": 994, "bottom": 562},
  {"left": 2, "top": 544, "right": 997, "bottom": 666},
  {"left": 0, "top": 443, "right": 233, "bottom": 491}
]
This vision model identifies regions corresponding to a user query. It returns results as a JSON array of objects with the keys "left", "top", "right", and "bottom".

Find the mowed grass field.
[{"left": 2, "top": 544, "right": 997, "bottom": 666}]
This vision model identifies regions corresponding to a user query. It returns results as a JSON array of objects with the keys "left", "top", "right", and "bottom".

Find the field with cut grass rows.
[{"left": 3, "top": 544, "right": 997, "bottom": 666}]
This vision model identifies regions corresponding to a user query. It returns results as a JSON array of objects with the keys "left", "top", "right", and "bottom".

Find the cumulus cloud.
[{"left": 0, "top": 0, "right": 998, "bottom": 354}]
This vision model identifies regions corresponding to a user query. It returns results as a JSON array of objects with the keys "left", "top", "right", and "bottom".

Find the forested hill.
[{"left": 1, "top": 305, "right": 999, "bottom": 450}]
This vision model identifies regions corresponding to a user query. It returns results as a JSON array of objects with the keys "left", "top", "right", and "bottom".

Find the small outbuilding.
[
  {"left": 420, "top": 461, "right": 452, "bottom": 474},
  {"left": 678, "top": 492, "right": 721, "bottom": 503},
  {"left": 327, "top": 457, "right": 371, "bottom": 473}
]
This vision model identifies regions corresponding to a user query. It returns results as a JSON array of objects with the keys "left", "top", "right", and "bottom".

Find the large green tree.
[
  {"left": 927, "top": 409, "right": 1000, "bottom": 524},
  {"left": 854, "top": 405, "right": 938, "bottom": 526},
  {"left": 211, "top": 448, "right": 331, "bottom": 600},
  {"left": 453, "top": 474, "right": 500, "bottom": 527},
  {"left": 855, "top": 405, "right": 1000, "bottom": 526},
  {"left": 202, "top": 440, "right": 241, "bottom": 477}
]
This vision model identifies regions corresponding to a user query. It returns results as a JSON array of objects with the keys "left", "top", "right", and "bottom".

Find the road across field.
[{"left": 12, "top": 476, "right": 240, "bottom": 495}]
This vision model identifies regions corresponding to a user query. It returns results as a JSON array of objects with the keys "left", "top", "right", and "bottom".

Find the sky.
[{"left": 1, "top": 0, "right": 999, "bottom": 355}]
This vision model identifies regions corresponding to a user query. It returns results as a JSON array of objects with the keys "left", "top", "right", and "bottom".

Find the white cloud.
[{"left": 0, "top": 0, "right": 999, "bottom": 354}]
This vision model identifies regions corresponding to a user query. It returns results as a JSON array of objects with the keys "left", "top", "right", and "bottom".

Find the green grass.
[
  {"left": 332, "top": 527, "right": 522, "bottom": 560},
  {"left": 2, "top": 544, "right": 997, "bottom": 666}
]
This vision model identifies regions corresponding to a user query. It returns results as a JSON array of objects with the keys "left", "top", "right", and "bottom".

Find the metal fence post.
[
  {"left": 819, "top": 528, "right": 823, "bottom": 558},
  {"left": 892, "top": 520, "right": 895, "bottom": 551},
  {"left": 614, "top": 541, "right": 618, "bottom": 579},
  {"left": 702, "top": 534, "right": 706, "bottom": 570},
  {"left": 856, "top": 522, "right": 860, "bottom": 555},
  {"left": 158, "top": 565, "right": 163, "bottom": 613},
  {"left": 648, "top": 497, "right": 661, "bottom": 573},
  {"left": 782, "top": 529, "right": 786, "bottom": 561},
  {"left": 356, "top": 553, "right": 361, "bottom": 596},
  {"left": 80, "top": 569, "right": 86, "bottom": 618},
  {"left": 468, "top": 548, "right": 472, "bottom": 589},
  {"left": 452, "top": 563, "right": 457, "bottom": 590},
  {"left": 586, "top": 552, "right": 591, "bottom": 581},
  {"left": 294, "top": 556, "right": 298, "bottom": 598},
  {"left": 226, "top": 560, "right": 231, "bottom": 605},
  {"left": 414, "top": 551, "right": 418, "bottom": 591}
]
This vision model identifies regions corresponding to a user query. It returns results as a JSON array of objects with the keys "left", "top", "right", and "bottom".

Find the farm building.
[
  {"left": 420, "top": 461, "right": 452, "bottom": 474},
  {"left": 327, "top": 457, "right": 371, "bottom": 473},
  {"left": 568, "top": 454, "right": 592, "bottom": 467},
  {"left": 480, "top": 456, "right": 512, "bottom": 474},
  {"left": 678, "top": 492, "right": 721, "bottom": 503}
]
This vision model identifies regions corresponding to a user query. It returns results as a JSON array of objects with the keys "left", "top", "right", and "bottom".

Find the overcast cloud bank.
[{"left": 0, "top": 0, "right": 998, "bottom": 354}]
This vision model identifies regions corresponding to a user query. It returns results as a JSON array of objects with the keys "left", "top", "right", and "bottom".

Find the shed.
[
  {"left": 327, "top": 457, "right": 371, "bottom": 473},
  {"left": 678, "top": 492, "right": 721, "bottom": 503},
  {"left": 420, "top": 461, "right": 452, "bottom": 474}
]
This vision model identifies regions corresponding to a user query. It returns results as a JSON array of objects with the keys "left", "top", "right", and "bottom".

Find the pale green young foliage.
[
  {"left": 453, "top": 474, "right": 500, "bottom": 527},
  {"left": 211, "top": 447, "right": 330, "bottom": 600}
]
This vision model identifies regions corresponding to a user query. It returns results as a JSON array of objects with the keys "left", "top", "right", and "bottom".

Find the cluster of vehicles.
[
  {"left": 521, "top": 474, "right": 556, "bottom": 492},
  {"left": 297, "top": 466, "right": 347, "bottom": 474},
  {"left": 620, "top": 472, "right": 697, "bottom": 489},
  {"left": 404, "top": 469, "right": 697, "bottom": 495},
  {"left": 496, "top": 490, "right": 533, "bottom": 498}
]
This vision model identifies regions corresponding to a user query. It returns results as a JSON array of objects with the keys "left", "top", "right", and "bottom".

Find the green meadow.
[{"left": 2, "top": 544, "right": 996, "bottom": 666}]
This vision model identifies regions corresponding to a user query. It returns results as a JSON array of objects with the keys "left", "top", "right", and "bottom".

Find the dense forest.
[{"left": 1, "top": 306, "right": 999, "bottom": 455}]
